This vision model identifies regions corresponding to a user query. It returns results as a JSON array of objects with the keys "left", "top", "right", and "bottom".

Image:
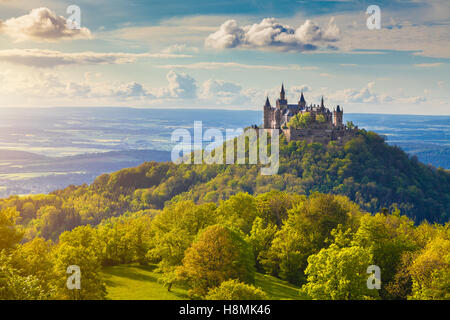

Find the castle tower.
[
  {"left": 264, "top": 96, "right": 271, "bottom": 108},
  {"left": 333, "top": 105, "right": 343, "bottom": 127},
  {"left": 280, "top": 84, "right": 285, "bottom": 101},
  {"left": 263, "top": 96, "right": 271, "bottom": 128},
  {"left": 276, "top": 83, "right": 287, "bottom": 109},
  {"left": 299, "top": 92, "right": 306, "bottom": 109},
  {"left": 321, "top": 96, "right": 324, "bottom": 109}
]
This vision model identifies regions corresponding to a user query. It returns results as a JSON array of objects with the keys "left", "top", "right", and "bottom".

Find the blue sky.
[{"left": 0, "top": 0, "right": 448, "bottom": 114}]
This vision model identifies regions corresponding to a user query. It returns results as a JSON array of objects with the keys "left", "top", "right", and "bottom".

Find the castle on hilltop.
[{"left": 263, "top": 84, "right": 358, "bottom": 143}]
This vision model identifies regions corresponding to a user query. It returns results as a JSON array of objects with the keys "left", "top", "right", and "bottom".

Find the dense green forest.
[
  {"left": 0, "top": 129, "right": 449, "bottom": 300},
  {"left": 1, "top": 192, "right": 449, "bottom": 300}
]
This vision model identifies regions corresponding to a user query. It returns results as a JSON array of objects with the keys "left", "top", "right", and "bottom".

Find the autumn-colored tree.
[{"left": 177, "top": 224, "right": 255, "bottom": 297}]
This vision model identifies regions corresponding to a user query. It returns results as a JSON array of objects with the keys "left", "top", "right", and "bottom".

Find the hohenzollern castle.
[{"left": 263, "top": 84, "right": 358, "bottom": 143}]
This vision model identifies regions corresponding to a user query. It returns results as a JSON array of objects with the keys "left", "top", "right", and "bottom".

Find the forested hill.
[{"left": 1, "top": 129, "right": 449, "bottom": 240}]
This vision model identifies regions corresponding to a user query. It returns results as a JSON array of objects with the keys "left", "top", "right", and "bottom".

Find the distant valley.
[{"left": 0, "top": 149, "right": 170, "bottom": 197}]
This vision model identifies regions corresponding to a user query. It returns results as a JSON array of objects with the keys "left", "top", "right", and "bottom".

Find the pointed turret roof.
[
  {"left": 264, "top": 96, "right": 271, "bottom": 107},
  {"left": 281, "top": 83, "right": 285, "bottom": 94},
  {"left": 300, "top": 91, "right": 305, "bottom": 103},
  {"left": 321, "top": 96, "right": 324, "bottom": 107}
]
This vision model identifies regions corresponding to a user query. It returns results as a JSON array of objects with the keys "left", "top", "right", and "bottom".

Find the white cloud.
[
  {"left": 0, "top": 49, "right": 192, "bottom": 68},
  {"left": 295, "top": 18, "right": 339, "bottom": 43},
  {"left": 0, "top": 7, "right": 91, "bottom": 42},
  {"left": 0, "top": 68, "right": 440, "bottom": 112},
  {"left": 114, "top": 82, "right": 152, "bottom": 99},
  {"left": 324, "top": 82, "right": 429, "bottom": 107},
  {"left": 329, "top": 82, "right": 393, "bottom": 104},
  {"left": 200, "top": 79, "right": 241, "bottom": 99},
  {"left": 205, "top": 17, "right": 339, "bottom": 52},
  {"left": 152, "top": 70, "right": 197, "bottom": 99},
  {"left": 0, "top": 69, "right": 200, "bottom": 105},
  {"left": 65, "top": 81, "right": 91, "bottom": 97},
  {"left": 289, "top": 85, "right": 311, "bottom": 99},
  {"left": 397, "top": 96, "right": 427, "bottom": 104},
  {"left": 199, "top": 79, "right": 251, "bottom": 105},
  {"left": 161, "top": 44, "right": 199, "bottom": 54}
]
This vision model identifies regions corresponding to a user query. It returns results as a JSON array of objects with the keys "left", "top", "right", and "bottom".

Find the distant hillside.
[
  {"left": 0, "top": 150, "right": 50, "bottom": 161},
  {"left": 0, "top": 149, "right": 171, "bottom": 198}
]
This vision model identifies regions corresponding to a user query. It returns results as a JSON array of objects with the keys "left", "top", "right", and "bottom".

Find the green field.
[
  {"left": 102, "top": 264, "right": 305, "bottom": 300},
  {"left": 102, "top": 264, "right": 188, "bottom": 300}
]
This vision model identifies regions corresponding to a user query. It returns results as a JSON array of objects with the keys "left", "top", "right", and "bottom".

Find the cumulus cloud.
[
  {"left": 65, "top": 81, "right": 91, "bottom": 97},
  {"left": 0, "top": 67, "right": 434, "bottom": 110},
  {"left": 205, "top": 17, "right": 339, "bottom": 52},
  {"left": 397, "top": 96, "right": 427, "bottom": 104},
  {"left": 0, "top": 7, "right": 91, "bottom": 42},
  {"left": 114, "top": 82, "right": 152, "bottom": 99},
  {"left": 199, "top": 79, "right": 249, "bottom": 105},
  {"left": 200, "top": 79, "right": 241, "bottom": 98},
  {"left": 152, "top": 70, "right": 197, "bottom": 99},
  {"left": 166, "top": 70, "right": 197, "bottom": 99},
  {"left": 0, "top": 49, "right": 192, "bottom": 68},
  {"left": 261, "top": 83, "right": 428, "bottom": 112},
  {"left": 330, "top": 82, "right": 386, "bottom": 104},
  {"left": 0, "top": 69, "right": 201, "bottom": 105},
  {"left": 326, "top": 82, "right": 428, "bottom": 106},
  {"left": 198, "top": 79, "right": 266, "bottom": 106}
]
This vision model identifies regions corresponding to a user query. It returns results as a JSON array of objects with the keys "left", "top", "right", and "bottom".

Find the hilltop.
[{"left": 94, "top": 129, "right": 450, "bottom": 223}]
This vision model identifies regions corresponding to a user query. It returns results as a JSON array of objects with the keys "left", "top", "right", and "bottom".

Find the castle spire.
[
  {"left": 264, "top": 96, "right": 271, "bottom": 107},
  {"left": 321, "top": 96, "right": 324, "bottom": 108},
  {"left": 300, "top": 91, "right": 305, "bottom": 103},
  {"left": 280, "top": 83, "right": 285, "bottom": 100}
]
